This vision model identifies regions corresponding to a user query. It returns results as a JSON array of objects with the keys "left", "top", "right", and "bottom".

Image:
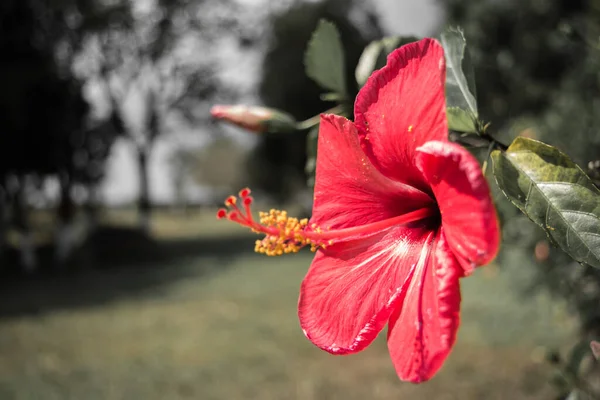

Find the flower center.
[{"left": 217, "top": 188, "right": 437, "bottom": 256}]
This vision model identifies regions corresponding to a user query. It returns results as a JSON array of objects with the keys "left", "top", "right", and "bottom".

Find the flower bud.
[
  {"left": 210, "top": 104, "right": 297, "bottom": 134},
  {"left": 534, "top": 240, "right": 550, "bottom": 262},
  {"left": 591, "top": 340, "right": 600, "bottom": 360}
]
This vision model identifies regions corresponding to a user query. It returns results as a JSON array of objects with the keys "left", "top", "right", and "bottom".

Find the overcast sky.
[
  {"left": 100, "top": 0, "right": 444, "bottom": 205},
  {"left": 376, "top": 0, "right": 444, "bottom": 36}
]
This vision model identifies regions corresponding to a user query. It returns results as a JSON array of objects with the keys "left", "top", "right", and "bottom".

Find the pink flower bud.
[
  {"left": 210, "top": 104, "right": 296, "bottom": 134},
  {"left": 591, "top": 340, "right": 600, "bottom": 360}
]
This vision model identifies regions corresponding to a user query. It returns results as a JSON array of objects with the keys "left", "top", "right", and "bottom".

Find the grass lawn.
[{"left": 0, "top": 210, "right": 577, "bottom": 399}]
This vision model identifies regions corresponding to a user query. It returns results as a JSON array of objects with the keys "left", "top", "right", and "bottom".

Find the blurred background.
[{"left": 0, "top": 0, "right": 598, "bottom": 398}]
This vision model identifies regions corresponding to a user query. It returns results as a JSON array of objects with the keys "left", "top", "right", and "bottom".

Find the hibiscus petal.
[
  {"left": 310, "top": 114, "right": 433, "bottom": 231},
  {"left": 354, "top": 38, "right": 447, "bottom": 190},
  {"left": 415, "top": 141, "right": 500, "bottom": 275},
  {"left": 387, "top": 229, "right": 461, "bottom": 383},
  {"left": 298, "top": 224, "right": 433, "bottom": 354}
]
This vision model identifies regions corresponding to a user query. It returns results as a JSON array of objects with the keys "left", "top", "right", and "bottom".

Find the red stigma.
[
  {"left": 225, "top": 196, "right": 237, "bottom": 206},
  {"left": 239, "top": 188, "right": 251, "bottom": 198},
  {"left": 216, "top": 209, "right": 227, "bottom": 219}
]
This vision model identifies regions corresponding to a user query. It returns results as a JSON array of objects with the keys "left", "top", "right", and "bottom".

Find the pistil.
[{"left": 217, "top": 188, "right": 437, "bottom": 256}]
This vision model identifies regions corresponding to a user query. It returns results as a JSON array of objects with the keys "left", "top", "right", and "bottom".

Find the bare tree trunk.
[
  {"left": 0, "top": 185, "right": 6, "bottom": 264},
  {"left": 13, "top": 177, "right": 36, "bottom": 273},
  {"left": 137, "top": 147, "right": 151, "bottom": 233},
  {"left": 84, "top": 184, "right": 100, "bottom": 232},
  {"left": 55, "top": 173, "right": 76, "bottom": 265}
]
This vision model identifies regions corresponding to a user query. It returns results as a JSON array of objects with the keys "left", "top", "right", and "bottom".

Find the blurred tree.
[
  {"left": 445, "top": 0, "right": 600, "bottom": 394},
  {"left": 0, "top": 0, "right": 131, "bottom": 268},
  {"left": 445, "top": 0, "right": 588, "bottom": 140},
  {"left": 0, "top": 0, "right": 259, "bottom": 267},
  {"left": 89, "top": 0, "right": 241, "bottom": 232},
  {"left": 251, "top": 0, "right": 383, "bottom": 203},
  {"left": 170, "top": 138, "right": 248, "bottom": 208}
]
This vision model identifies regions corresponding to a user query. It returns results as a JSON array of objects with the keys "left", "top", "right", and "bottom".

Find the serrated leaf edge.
[
  {"left": 303, "top": 19, "right": 347, "bottom": 96},
  {"left": 441, "top": 28, "right": 478, "bottom": 116},
  {"left": 493, "top": 148, "right": 600, "bottom": 267}
]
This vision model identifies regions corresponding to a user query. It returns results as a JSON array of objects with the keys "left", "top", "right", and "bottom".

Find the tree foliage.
[
  {"left": 446, "top": 2, "right": 600, "bottom": 393},
  {"left": 249, "top": 0, "right": 382, "bottom": 203}
]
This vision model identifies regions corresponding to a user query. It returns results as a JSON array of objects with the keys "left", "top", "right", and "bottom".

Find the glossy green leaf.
[
  {"left": 440, "top": 27, "right": 478, "bottom": 119},
  {"left": 304, "top": 20, "right": 347, "bottom": 97},
  {"left": 492, "top": 137, "right": 600, "bottom": 269},
  {"left": 447, "top": 106, "right": 477, "bottom": 134},
  {"left": 354, "top": 36, "right": 418, "bottom": 87}
]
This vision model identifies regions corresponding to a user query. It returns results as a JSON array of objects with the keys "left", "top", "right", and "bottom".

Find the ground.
[{"left": 0, "top": 209, "right": 577, "bottom": 399}]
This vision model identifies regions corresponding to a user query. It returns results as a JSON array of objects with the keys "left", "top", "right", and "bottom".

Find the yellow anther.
[
  {"left": 408, "top": 125, "right": 414, "bottom": 132},
  {"left": 219, "top": 190, "right": 328, "bottom": 257},
  {"left": 251, "top": 208, "right": 319, "bottom": 256}
]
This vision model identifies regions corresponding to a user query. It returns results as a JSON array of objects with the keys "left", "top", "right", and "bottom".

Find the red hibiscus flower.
[{"left": 217, "top": 38, "right": 500, "bottom": 383}]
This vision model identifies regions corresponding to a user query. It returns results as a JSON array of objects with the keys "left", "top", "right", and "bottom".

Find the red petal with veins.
[
  {"left": 415, "top": 141, "right": 500, "bottom": 275},
  {"left": 354, "top": 38, "right": 447, "bottom": 191},
  {"left": 310, "top": 114, "right": 433, "bottom": 232},
  {"left": 387, "top": 229, "right": 461, "bottom": 383},
  {"left": 298, "top": 223, "right": 434, "bottom": 354}
]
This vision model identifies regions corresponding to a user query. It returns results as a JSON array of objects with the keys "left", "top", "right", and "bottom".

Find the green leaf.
[
  {"left": 354, "top": 36, "right": 418, "bottom": 87},
  {"left": 380, "top": 36, "right": 408, "bottom": 53},
  {"left": 305, "top": 124, "right": 319, "bottom": 187},
  {"left": 355, "top": 41, "right": 383, "bottom": 87},
  {"left": 304, "top": 20, "right": 347, "bottom": 97},
  {"left": 320, "top": 92, "right": 344, "bottom": 102},
  {"left": 492, "top": 137, "right": 600, "bottom": 269},
  {"left": 566, "top": 340, "right": 593, "bottom": 377},
  {"left": 440, "top": 27, "right": 478, "bottom": 119},
  {"left": 447, "top": 106, "right": 477, "bottom": 134}
]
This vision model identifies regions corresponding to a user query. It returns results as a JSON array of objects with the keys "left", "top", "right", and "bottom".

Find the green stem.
[
  {"left": 481, "top": 140, "right": 495, "bottom": 175},
  {"left": 296, "top": 105, "right": 345, "bottom": 131},
  {"left": 449, "top": 130, "right": 508, "bottom": 152},
  {"left": 481, "top": 132, "right": 508, "bottom": 151}
]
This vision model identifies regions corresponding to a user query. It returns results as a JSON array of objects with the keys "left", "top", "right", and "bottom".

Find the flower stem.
[
  {"left": 481, "top": 140, "right": 496, "bottom": 174},
  {"left": 480, "top": 132, "right": 508, "bottom": 151},
  {"left": 296, "top": 105, "right": 345, "bottom": 131},
  {"left": 449, "top": 130, "right": 508, "bottom": 151}
]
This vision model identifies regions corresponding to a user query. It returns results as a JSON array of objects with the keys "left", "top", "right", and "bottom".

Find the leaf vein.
[{"left": 508, "top": 160, "right": 600, "bottom": 262}]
